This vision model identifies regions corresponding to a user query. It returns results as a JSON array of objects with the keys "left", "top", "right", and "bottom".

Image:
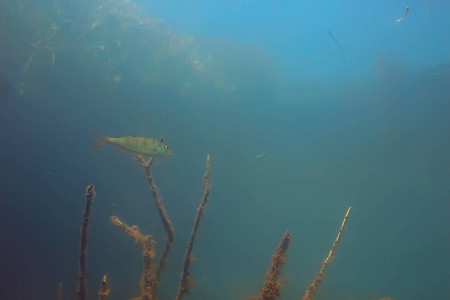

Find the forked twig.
[
  {"left": 135, "top": 154, "right": 175, "bottom": 297},
  {"left": 110, "top": 216, "right": 155, "bottom": 300}
]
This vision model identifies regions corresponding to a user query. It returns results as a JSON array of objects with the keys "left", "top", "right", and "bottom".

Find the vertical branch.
[
  {"left": 56, "top": 283, "right": 63, "bottom": 300},
  {"left": 249, "top": 231, "right": 292, "bottom": 300},
  {"left": 98, "top": 274, "right": 110, "bottom": 300},
  {"left": 135, "top": 154, "right": 175, "bottom": 296},
  {"left": 77, "top": 184, "right": 96, "bottom": 300},
  {"left": 141, "top": 235, "right": 156, "bottom": 300},
  {"left": 302, "top": 207, "right": 352, "bottom": 300},
  {"left": 175, "top": 154, "right": 211, "bottom": 300}
]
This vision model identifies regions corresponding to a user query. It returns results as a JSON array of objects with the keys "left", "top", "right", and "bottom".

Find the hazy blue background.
[{"left": 0, "top": 0, "right": 449, "bottom": 299}]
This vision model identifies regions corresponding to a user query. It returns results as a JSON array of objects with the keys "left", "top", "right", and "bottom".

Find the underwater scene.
[{"left": 0, "top": 0, "right": 449, "bottom": 299}]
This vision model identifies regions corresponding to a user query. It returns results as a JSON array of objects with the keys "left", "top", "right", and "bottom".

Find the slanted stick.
[
  {"left": 135, "top": 155, "right": 175, "bottom": 243},
  {"left": 135, "top": 154, "right": 175, "bottom": 296},
  {"left": 175, "top": 154, "right": 211, "bottom": 300},
  {"left": 98, "top": 274, "right": 110, "bottom": 300},
  {"left": 302, "top": 207, "right": 352, "bottom": 300},
  {"left": 77, "top": 184, "right": 96, "bottom": 300},
  {"left": 249, "top": 231, "right": 292, "bottom": 300}
]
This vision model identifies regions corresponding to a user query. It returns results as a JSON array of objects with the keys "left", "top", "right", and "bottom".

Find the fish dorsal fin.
[
  {"left": 160, "top": 137, "right": 165, "bottom": 142},
  {"left": 129, "top": 135, "right": 136, "bottom": 137}
]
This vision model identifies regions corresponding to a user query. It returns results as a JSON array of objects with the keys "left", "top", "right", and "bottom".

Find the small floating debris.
[
  {"left": 396, "top": 7, "right": 409, "bottom": 22},
  {"left": 255, "top": 152, "right": 265, "bottom": 158}
]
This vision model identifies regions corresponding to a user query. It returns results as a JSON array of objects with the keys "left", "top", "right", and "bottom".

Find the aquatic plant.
[{"left": 7, "top": 0, "right": 277, "bottom": 98}]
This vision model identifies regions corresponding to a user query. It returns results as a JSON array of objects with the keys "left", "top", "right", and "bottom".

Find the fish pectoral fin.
[{"left": 139, "top": 152, "right": 150, "bottom": 156}]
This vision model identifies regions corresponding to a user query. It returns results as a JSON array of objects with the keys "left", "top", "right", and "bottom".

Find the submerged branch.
[
  {"left": 98, "top": 274, "right": 110, "bottom": 300},
  {"left": 135, "top": 154, "right": 175, "bottom": 298},
  {"left": 56, "top": 283, "right": 63, "bottom": 300},
  {"left": 110, "top": 216, "right": 148, "bottom": 245},
  {"left": 77, "top": 184, "right": 96, "bottom": 300},
  {"left": 110, "top": 216, "right": 155, "bottom": 300},
  {"left": 249, "top": 231, "right": 292, "bottom": 300},
  {"left": 175, "top": 154, "right": 211, "bottom": 300},
  {"left": 302, "top": 207, "right": 352, "bottom": 300}
]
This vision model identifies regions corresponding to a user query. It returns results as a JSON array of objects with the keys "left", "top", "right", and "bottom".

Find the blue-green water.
[{"left": 0, "top": 1, "right": 449, "bottom": 299}]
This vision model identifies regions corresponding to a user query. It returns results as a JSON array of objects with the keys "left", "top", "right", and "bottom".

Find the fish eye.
[{"left": 165, "top": 146, "right": 170, "bottom": 150}]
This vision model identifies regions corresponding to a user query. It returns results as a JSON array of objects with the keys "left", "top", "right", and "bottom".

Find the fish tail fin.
[{"left": 92, "top": 132, "right": 106, "bottom": 147}]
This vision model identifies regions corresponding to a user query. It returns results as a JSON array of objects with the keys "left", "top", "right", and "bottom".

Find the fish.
[
  {"left": 323, "top": 25, "right": 346, "bottom": 63},
  {"left": 396, "top": 7, "right": 409, "bottom": 22},
  {"left": 93, "top": 134, "right": 174, "bottom": 157}
]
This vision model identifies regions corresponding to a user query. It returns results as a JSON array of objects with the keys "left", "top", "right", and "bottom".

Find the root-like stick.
[
  {"left": 249, "top": 231, "right": 292, "bottom": 300},
  {"left": 98, "top": 274, "right": 110, "bottom": 300},
  {"left": 175, "top": 154, "right": 211, "bottom": 300},
  {"left": 135, "top": 154, "right": 175, "bottom": 296},
  {"left": 302, "top": 207, "right": 352, "bottom": 300},
  {"left": 110, "top": 216, "right": 155, "bottom": 300},
  {"left": 77, "top": 184, "right": 96, "bottom": 300}
]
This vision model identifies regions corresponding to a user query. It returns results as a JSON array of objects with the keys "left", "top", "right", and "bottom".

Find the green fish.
[{"left": 93, "top": 134, "right": 174, "bottom": 157}]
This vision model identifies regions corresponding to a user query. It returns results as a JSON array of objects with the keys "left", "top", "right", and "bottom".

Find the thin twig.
[
  {"left": 302, "top": 207, "right": 352, "bottom": 300},
  {"left": 135, "top": 154, "right": 175, "bottom": 297},
  {"left": 77, "top": 184, "right": 96, "bottom": 300},
  {"left": 175, "top": 154, "right": 211, "bottom": 300}
]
